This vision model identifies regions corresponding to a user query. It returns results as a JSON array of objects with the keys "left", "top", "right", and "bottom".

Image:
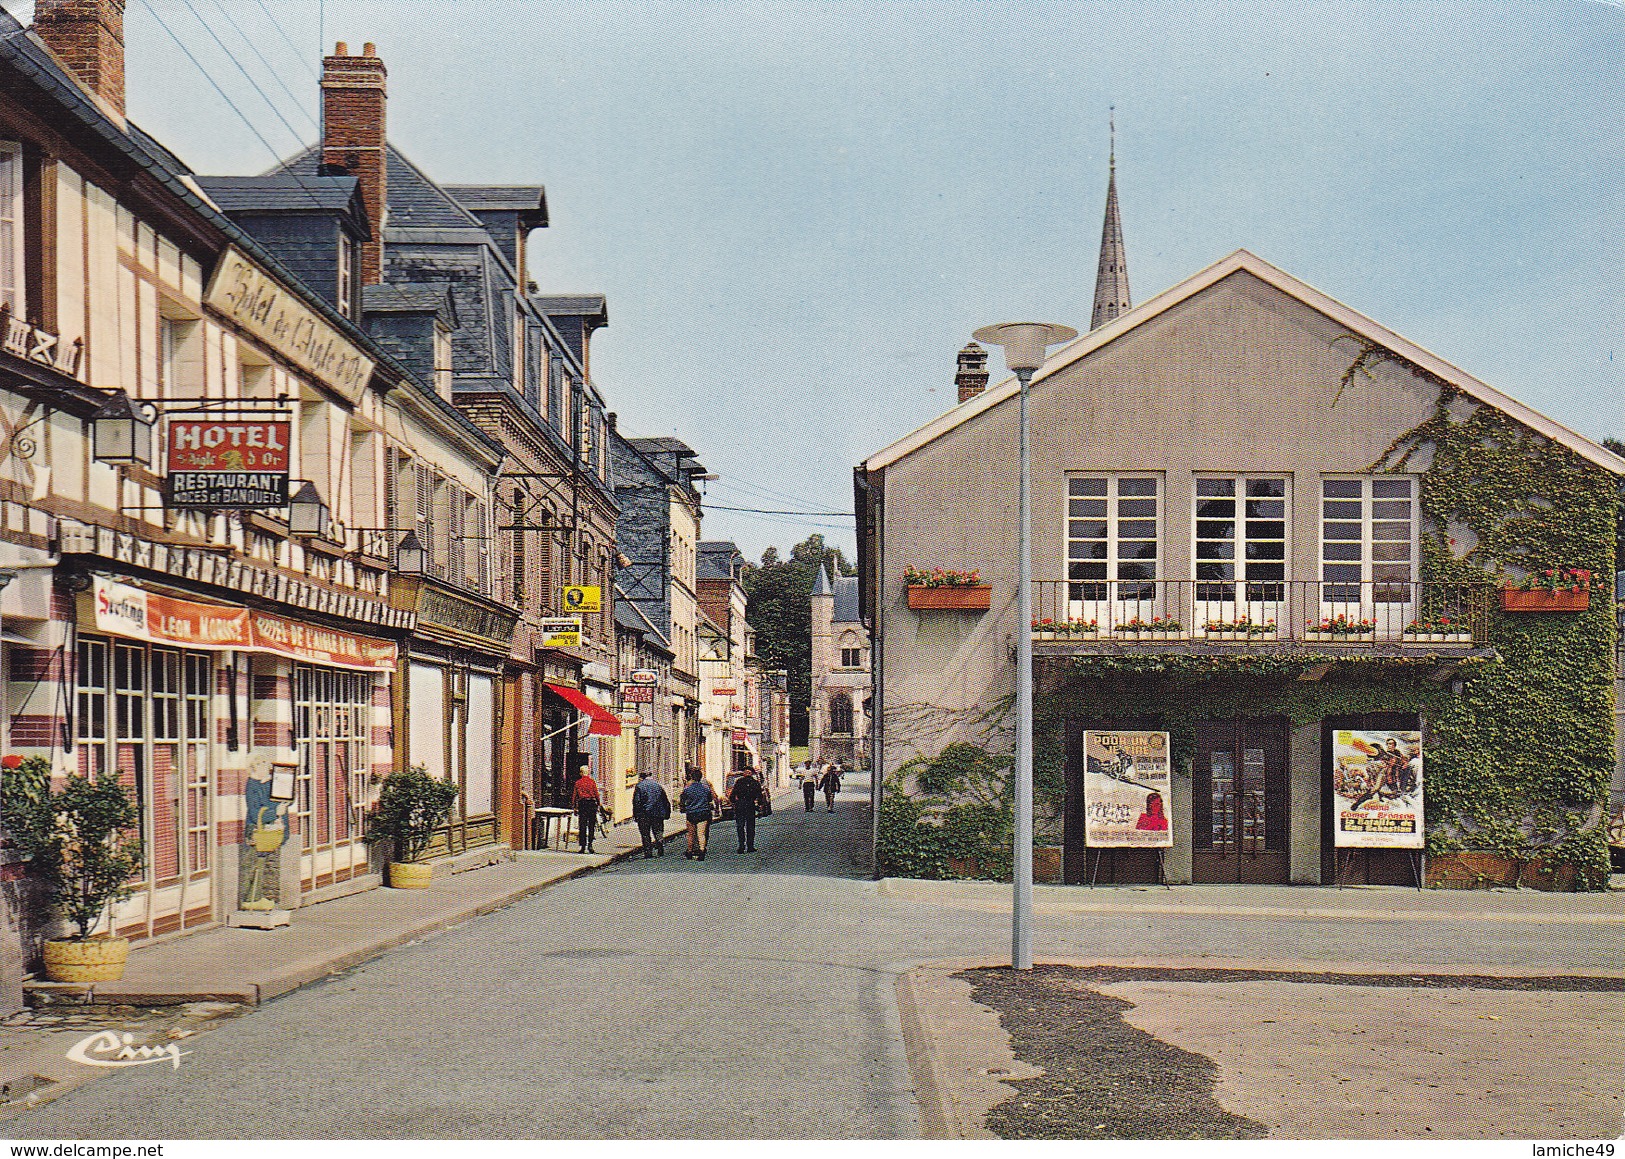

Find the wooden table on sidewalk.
[{"left": 533, "top": 806, "right": 576, "bottom": 850}]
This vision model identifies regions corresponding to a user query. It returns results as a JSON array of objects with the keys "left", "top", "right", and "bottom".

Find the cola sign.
[{"left": 166, "top": 418, "right": 291, "bottom": 509}]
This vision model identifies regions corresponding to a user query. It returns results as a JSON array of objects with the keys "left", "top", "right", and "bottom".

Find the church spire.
[{"left": 1090, "top": 110, "right": 1131, "bottom": 331}]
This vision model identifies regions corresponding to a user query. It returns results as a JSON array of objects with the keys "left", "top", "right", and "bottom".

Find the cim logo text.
[{"left": 65, "top": 1030, "right": 191, "bottom": 1070}]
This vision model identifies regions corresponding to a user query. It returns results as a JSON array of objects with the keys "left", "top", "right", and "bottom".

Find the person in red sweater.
[{"left": 571, "top": 768, "right": 601, "bottom": 853}]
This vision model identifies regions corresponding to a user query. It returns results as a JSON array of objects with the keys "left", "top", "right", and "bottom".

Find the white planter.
[
  {"left": 1302, "top": 631, "right": 1376, "bottom": 643},
  {"left": 1204, "top": 630, "right": 1278, "bottom": 642},
  {"left": 1401, "top": 632, "right": 1473, "bottom": 645}
]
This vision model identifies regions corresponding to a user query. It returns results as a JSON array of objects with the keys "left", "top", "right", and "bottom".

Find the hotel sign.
[
  {"left": 205, "top": 247, "right": 374, "bottom": 401},
  {"left": 165, "top": 418, "right": 291, "bottom": 508}
]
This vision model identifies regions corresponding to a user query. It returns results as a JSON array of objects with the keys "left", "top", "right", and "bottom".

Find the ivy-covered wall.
[{"left": 877, "top": 372, "right": 1619, "bottom": 889}]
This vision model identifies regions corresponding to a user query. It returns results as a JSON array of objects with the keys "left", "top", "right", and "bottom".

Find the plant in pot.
[
  {"left": 1, "top": 756, "right": 144, "bottom": 983},
  {"left": 364, "top": 765, "right": 459, "bottom": 888}
]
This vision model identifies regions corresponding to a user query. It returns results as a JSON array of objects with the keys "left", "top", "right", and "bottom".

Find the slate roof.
[
  {"left": 278, "top": 144, "right": 485, "bottom": 231},
  {"left": 194, "top": 173, "right": 365, "bottom": 216},
  {"left": 445, "top": 184, "right": 548, "bottom": 225},
  {"left": 362, "top": 282, "right": 459, "bottom": 327},
  {"left": 811, "top": 566, "right": 831, "bottom": 597},
  {"left": 536, "top": 295, "right": 608, "bottom": 322},
  {"left": 831, "top": 575, "right": 861, "bottom": 624},
  {"left": 697, "top": 541, "right": 742, "bottom": 581}
]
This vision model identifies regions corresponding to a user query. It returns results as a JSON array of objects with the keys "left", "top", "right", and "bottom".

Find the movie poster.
[
  {"left": 1083, "top": 730, "right": 1173, "bottom": 847},
  {"left": 1332, "top": 729, "right": 1424, "bottom": 848}
]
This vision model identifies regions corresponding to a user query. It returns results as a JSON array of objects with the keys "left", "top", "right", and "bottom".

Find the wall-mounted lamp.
[
  {"left": 394, "top": 530, "right": 427, "bottom": 575},
  {"left": 287, "top": 480, "right": 332, "bottom": 539},
  {"left": 91, "top": 389, "right": 158, "bottom": 467}
]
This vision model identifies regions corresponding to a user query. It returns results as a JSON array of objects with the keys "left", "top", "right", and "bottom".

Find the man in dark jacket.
[
  {"left": 728, "top": 768, "right": 765, "bottom": 853},
  {"left": 630, "top": 769, "right": 671, "bottom": 858}
]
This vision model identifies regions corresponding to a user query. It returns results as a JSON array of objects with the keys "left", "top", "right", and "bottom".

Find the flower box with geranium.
[
  {"left": 1402, "top": 613, "right": 1473, "bottom": 643},
  {"left": 1032, "top": 616, "right": 1098, "bottom": 639},
  {"left": 1112, "top": 615, "right": 1182, "bottom": 638},
  {"left": 1202, "top": 616, "right": 1277, "bottom": 642},
  {"left": 1303, "top": 614, "right": 1377, "bottom": 642},
  {"left": 903, "top": 565, "right": 991, "bottom": 610},
  {"left": 1500, "top": 567, "right": 1598, "bottom": 612}
]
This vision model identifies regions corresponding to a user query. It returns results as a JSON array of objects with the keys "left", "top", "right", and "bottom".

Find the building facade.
[
  {"left": 859, "top": 250, "right": 1621, "bottom": 889},
  {"left": 808, "top": 565, "right": 871, "bottom": 768},
  {"left": 0, "top": 2, "right": 514, "bottom": 952}
]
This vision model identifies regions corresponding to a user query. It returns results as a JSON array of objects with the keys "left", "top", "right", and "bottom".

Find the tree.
[{"left": 744, "top": 534, "right": 856, "bottom": 745}]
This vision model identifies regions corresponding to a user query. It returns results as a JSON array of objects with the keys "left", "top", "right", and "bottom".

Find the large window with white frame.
[
  {"left": 1320, "top": 476, "right": 1417, "bottom": 628},
  {"left": 1194, "top": 476, "right": 1289, "bottom": 630},
  {"left": 1066, "top": 474, "right": 1163, "bottom": 629}
]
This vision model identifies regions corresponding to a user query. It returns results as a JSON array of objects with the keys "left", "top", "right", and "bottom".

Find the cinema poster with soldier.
[
  {"left": 1332, "top": 729, "right": 1424, "bottom": 848},
  {"left": 1083, "top": 730, "right": 1173, "bottom": 848}
]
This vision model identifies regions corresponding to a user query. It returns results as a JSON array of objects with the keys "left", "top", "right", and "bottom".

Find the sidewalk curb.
[
  {"left": 252, "top": 838, "right": 659, "bottom": 1003},
  {"left": 33, "top": 834, "right": 670, "bottom": 1009}
]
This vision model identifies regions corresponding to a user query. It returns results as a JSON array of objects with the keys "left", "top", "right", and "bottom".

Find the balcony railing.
[{"left": 1031, "top": 580, "right": 1494, "bottom": 646}]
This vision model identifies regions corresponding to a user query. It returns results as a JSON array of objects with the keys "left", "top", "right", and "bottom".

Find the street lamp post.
[{"left": 971, "top": 321, "right": 1078, "bottom": 971}]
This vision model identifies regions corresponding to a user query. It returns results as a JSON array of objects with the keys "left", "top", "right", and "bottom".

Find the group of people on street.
[
  {"left": 569, "top": 760, "right": 845, "bottom": 863},
  {"left": 799, "top": 761, "right": 844, "bottom": 812}
]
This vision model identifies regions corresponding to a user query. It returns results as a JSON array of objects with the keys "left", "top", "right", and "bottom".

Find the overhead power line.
[
  {"left": 705, "top": 504, "right": 853, "bottom": 517},
  {"left": 253, "top": 0, "right": 321, "bottom": 80},
  {"left": 207, "top": 0, "right": 320, "bottom": 132}
]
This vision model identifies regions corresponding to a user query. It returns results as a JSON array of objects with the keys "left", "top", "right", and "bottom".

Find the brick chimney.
[
  {"left": 955, "top": 342, "right": 989, "bottom": 403},
  {"left": 35, "top": 0, "right": 126, "bottom": 118},
  {"left": 321, "top": 42, "right": 388, "bottom": 284}
]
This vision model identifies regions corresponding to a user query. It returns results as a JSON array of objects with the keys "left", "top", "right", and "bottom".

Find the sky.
[{"left": 10, "top": 0, "right": 1620, "bottom": 563}]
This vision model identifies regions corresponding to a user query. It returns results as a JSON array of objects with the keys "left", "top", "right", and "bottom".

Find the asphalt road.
[{"left": 8, "top": 777, "right": 1621, "bottom": 1139}]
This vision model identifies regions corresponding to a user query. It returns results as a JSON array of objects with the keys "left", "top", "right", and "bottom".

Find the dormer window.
[
  {"left": 0, "top": 141, "right": 24, "bottom": 316},
  {"left": 336, "top": 233, "right": 354, "bottom": 318},
  {"left": 433, "top": 323, "right": 453, "bottom": 400}
]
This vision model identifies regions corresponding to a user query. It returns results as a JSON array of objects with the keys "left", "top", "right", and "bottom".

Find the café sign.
[
  {"left": 166, "top": 417, "right": 291, "bottom": 509},
  {"left": 205, "top": 247, "right": 374, "bottom": 401}
]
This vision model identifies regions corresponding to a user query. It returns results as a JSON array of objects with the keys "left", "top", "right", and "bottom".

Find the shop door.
[
  {"left": 79, "top": 639, "right": 214, "bottom": 942},
  {"left": 1192, "top": 716, "right": 1289, "bottom": 883},
  {"left": 295, "top": 665, "right": 372, "bottom": 892}
]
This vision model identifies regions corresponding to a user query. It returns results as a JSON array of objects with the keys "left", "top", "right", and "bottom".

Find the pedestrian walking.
[
  {"left": 571, "top": 765, "right": 601, "bottom": 852},
  {"left": 801, "top": 764, "right": 818, "bottom": 812},
  {"left": 728, "top": 767, "right": 764, "bottom": 853},
  {"left": 631, "top": 768, "right": 671, "bottom": 858},
  {"left": 819, "top": 762, "right": 841, "bottom": 812},
  {"left": 678, "top": 766, "right": 715, "bottom": 861}
]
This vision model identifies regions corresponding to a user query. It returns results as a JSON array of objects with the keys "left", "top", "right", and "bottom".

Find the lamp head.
[{"left": 971, "top": 322, "right": 1079, "bottom": 377}]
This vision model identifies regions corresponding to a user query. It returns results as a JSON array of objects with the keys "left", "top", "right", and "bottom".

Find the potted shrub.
[
  {"left": 364, "top": 765, "right": 459, "bottom": 888},
  {"left": 1500, "top": 567, "right": 1598, "bottom": 612},
  {"left": 903, "top": 565, "right": 991, "bottom": 610},
  {"left": 1, "top": 756, "right": 144, "bottom": 983}
]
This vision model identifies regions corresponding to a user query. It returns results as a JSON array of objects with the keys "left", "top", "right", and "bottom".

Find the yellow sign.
[
  {"left": 540, "top": 617, "right": 582, "bottom": 647},
  {"left": 562, "top": 585, "right": 602, "bottom": 613}
]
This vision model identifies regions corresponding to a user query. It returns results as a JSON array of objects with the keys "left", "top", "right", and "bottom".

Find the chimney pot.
[
  {"left": 955, "top": 341, "right": 990, "bottom": 404},
  {"left": 335, "top": 41, "right": 348, "bottom": 55},
  {"left": 363, "top": 42, "right": 377, "bottom": 56}
]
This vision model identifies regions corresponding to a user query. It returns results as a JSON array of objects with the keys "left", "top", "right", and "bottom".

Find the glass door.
[{"left": 1192, "top": 717, "right": 1290, "bottom": 883}]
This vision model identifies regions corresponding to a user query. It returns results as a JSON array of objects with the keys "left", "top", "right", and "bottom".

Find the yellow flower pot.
[
  {"left": 387, "top": 861, "right": 433, "bottom": 889},
  {"left": 42, "top": 936, "right": 131, "bottom": 983}
]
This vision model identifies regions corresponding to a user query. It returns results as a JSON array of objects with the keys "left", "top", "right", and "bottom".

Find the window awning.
[{"left": 545, "top": 683, "right": 621, "bottom": 736}]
